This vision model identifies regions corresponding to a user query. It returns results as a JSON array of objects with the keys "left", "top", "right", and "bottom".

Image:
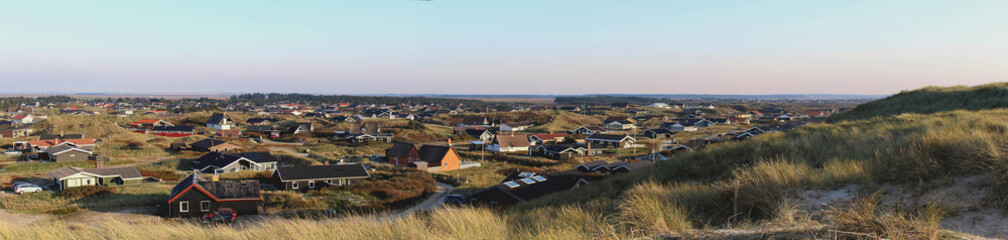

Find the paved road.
[{"left": 397, "top": 182, "right": 454, "bottom": 216}]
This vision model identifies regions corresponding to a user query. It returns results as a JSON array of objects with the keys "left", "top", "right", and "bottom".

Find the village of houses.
[{"left": 0, "top": 96, "right": 844, "bottom": 222}]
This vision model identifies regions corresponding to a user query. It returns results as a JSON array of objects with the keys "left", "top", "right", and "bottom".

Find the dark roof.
[
  {"left": 189, "top": 138, "right": 229, "bottom": 149},
  {"left": 274, "top": 163, "right": 370, "bottom": 181},
  {"left": 464, "top": 129, "right": 492, "bottom": 138},
  {"left": 246, "top": 125, "right": 278, "bottom": 132},
  {"left": 39, "top": 133, "right": 85, "bottom": 140},
  {"left": 206, "top": 113, "right": 230, "bottom": 124},
  {"left": 386, "top": 142, "right": 418, "bottom": 158},
  {"left": 586, "top": 133, "right": 631, "bottom": 141},
  {"left": 246, "top": 118, "right": 278, "bottom": 124},
  {"left": 617, "top": 160, "right": 653, "bottom": 171},
  {"left": 418, "top": 145, "right": 455, "bottom": 165},
  {"left": 578, "top": 160, "right": 607, "bottom": 169},
  {"left": 170, "top": 174, "right": 260, "bottom": 202},
  {"left": 645, "top": 128, "right": 675, "bottom": 135},
  {"left": 152, "top": 126, "right": 194, "bottom": 132},
  {"left": 460, "top": 116, "right": 487, "bottom": 125},
  {"left": 47, "top": 144, "right": 89, "bottom": 154},
  {"left": 192, "top": 152, "right": 275, "bottom": 171},
  {"left": 540, "top": 144, "right": 584, "bottom": 153},
  {"left": 484, "top": 172, "right": 587, "bottom": 202}
]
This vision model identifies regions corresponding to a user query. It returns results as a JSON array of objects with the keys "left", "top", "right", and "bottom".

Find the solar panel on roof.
[
  {"left": 519, "top": 178, "right": 536, "bottom": 185},
  {"left": 502, "top": 181, "right": 520, "bottom": 188}
]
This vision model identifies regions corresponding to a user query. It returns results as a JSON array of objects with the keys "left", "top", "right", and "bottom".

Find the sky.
[{"left": 1, "top": 1, "right": 1006, "bottom": 95}]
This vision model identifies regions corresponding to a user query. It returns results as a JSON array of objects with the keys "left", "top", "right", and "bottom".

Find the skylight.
[
  {"left": 519, "top": 178, "right": 536, "bottom": 185},
  {"left": 502, "top": 181, "right": 520, "bottom": 188},
  {"left": 518, "top": 172, "right": 535, "bottom": 178},
  {"left": 531, "top": 175, "right": 547, "bottom": 182}
]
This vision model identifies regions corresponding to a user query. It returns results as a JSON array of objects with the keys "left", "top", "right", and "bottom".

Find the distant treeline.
[
  {"left": 0, "top": 96, "right": 75, "bottom": 110},
  {"left": 554, "top": 95, "right": 665, "bottom": 105},
  {"left": 231, "top": 93, "right": 486, "bottom": 106}
]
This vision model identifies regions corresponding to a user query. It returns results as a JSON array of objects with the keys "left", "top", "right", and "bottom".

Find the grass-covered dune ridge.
[
  {"left": 513, "top": 108, "right": 1008, "bottom": 237},
  {"left": 831, "top": 82, "right": 1008, "bottom": 121}
]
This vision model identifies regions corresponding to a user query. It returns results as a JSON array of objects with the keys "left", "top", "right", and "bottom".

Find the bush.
[{"left": 60, "top": 186, "right": 118, "bottom": 198}]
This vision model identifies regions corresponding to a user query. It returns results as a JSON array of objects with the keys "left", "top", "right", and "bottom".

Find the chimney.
[
  {"left": 60, "top": 130, "right": 64, "bottom": 138},
  {"left": 211, "top": 174, "right": 219, "bottom": 182},
  {"left": 587, "top": 142, "right": 592, "bottom": 156},
  {"left": 446, "top": 138, "right": 452, "bottom": 146},
  {"left": 95, "top": 157, "right": 105, "bottom": 168}
]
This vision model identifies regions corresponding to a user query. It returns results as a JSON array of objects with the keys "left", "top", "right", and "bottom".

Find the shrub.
[{"left": 59, "top": 186, "right": 118, "bottom": 198}]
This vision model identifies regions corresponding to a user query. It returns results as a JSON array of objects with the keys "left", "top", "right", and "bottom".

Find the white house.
[
  {"left": 206, "top": 113, "right": 235, "bottom": 130},
  {"left": 11, "top": 114, "right": 33, "bottom": 124}
]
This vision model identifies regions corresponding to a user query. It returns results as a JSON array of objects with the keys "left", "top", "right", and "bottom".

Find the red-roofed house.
[{"left": 11, "top": 114, "right": 33, "bottom": 124}]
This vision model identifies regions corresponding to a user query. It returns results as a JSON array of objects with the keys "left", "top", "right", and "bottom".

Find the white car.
[
  {"left": 13, "top": 183, "right": 43, "bottom": 194},
  {"left": 3, "top": 149, "right": 21, "bottom": 155}
]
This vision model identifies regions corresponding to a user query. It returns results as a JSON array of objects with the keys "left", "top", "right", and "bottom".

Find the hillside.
[
  {"left": 831, "top": 82, "right": 1008, "bottom": 121},
  {"left": 5, "top": 84, "right": 1008, "bottom": 239}
]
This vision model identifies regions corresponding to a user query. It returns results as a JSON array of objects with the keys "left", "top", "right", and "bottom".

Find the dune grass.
[{"left": 831, "top": 82, "right": 1008, "bottom": 121}]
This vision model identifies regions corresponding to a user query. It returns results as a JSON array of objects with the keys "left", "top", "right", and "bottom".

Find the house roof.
[
  {"left": 11, "top": 115, "right": 29, "bottom": 120},
  {"left": 494, "top": 134, "right": 530, "bottom": 148},
  {"left": 152, "top": 126, "right": 194, "bottom": 132},
  {"left": 29, "top": 138, "right": 96, "bottom": 147},
  {"left": 586, "top": 133, "right": 632, "bottom": 141},
  {"left": 645, "top": 128, "right": 675, "bottom": 135},
  {"left": 192, "top": 152, "right": 275, "bottom": 171},
  {"left": 274, "top": 163, "right": 370, "bottom": 181},
  {"left": 578, "top": 160, "right": 607, "bottom": 169},
  {"left": 482, "top": 172, "right": 588, "bottom": 202},
  {"left": 529, "top": 133, "right": 571, "bottom": 141},
  {"left": 189, "top": 138, "right": 231, "bottom": 149},
  {"left": 50, "top": 166, "right": 143, "bottom": 180},
  {"left": 206, "top": 113, "right": 230, "bottom": 124},
  {"left": 460, "top": 116, "right": 487, "bottom": 125},
  {"left": 246, "top": 125, "right": 278, "bottom": 132},
  {"left": 169, "top": 174, "right": 260, "bottom": 202},
  {"left": 134, "top": 119, "right": 164, "bottom": 125},
  {"left": 347, "top": 122, "right": 380, "bottom": 135},
  {"left": 502, "top": 122, "right": 533, "bottom": 127},
  {"left": 246, "top": 118, "right": 278, "bottom": 124},
  {"left": 39, "top": 133, "right": 85, "bottom": 140},
  {"left": 47, "top": 144, "right": 91, "bottom": 155},
  {"left": 619, "top": 161, "right": 653, "bottom": 171},
  {"left": 386, "top": 142, "right": 419, "bottom": 158},
  {"left": 418, "top": 144, "right": 456, "bottom": 165}
]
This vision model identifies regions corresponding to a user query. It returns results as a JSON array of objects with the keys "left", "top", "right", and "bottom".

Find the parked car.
[
  {"left": 3, "top": 149, "right": 20, "bottom": 155},
  {"left": 202, "top": 208, "right": 238, "bottom": 224},
  {"left": 444, "top": 194, "right": 466, "bottom": 206},
  {"left": 251, "top": 138, "right": 263, "bottom": 143},
  {"left": 26, "top": 154, "right": 39, "bottom": 160},
  {"left": 13, "top": 183, "right": 43, "bottom": 194}
]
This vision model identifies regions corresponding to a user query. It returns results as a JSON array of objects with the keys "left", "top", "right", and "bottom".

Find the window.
[
  {"left": 292, "top": 182, "right": 299, "bottom": 189},
  {"left": 180, "top": 201, "right": 189, "bottom": 212},
  {"left": 201, "top": 201, "right": 211, "bottom": 212},
  {"left": 470, "top": 199, "right": 477, "bottom": 205},
  {"left": 490, "top": 201, "right": 499, "bottom": 207},
  {"left": 308, "top": 181, "right": 315, "bottom": 188}
]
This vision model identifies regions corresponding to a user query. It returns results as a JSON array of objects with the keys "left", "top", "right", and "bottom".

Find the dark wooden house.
[{"left": 167, "top": 174, "right": 261, "bottom": 218}]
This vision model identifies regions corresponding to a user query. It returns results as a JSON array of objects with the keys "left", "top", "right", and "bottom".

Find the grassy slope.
[
  {"left": 4, "top": 84, "right": 1008, "bottom": 238},
  {"left": 831, "top": 82, "right": 1008, "bottom": 121}
]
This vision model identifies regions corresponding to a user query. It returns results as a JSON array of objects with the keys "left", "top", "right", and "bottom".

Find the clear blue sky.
[{"left": 1, "top": 1, "right": 1006, "bottom": 95}]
